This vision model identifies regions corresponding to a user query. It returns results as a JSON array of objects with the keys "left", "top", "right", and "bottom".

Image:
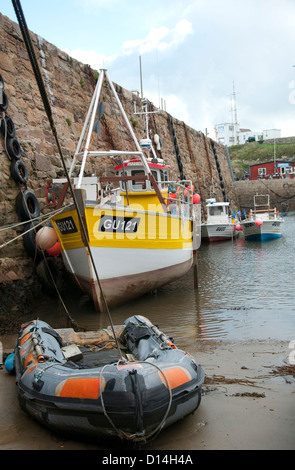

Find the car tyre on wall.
[
  {"left": 15, "top": 189, "right": 40, "bottom": 221},
  {"left": 10, "top": 160, "right": 29, "bottom": 185}
]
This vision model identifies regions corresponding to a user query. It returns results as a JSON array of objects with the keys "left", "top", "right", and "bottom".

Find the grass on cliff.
[{"left": 228, "top": 141, "right": 295, "bottom": 178}]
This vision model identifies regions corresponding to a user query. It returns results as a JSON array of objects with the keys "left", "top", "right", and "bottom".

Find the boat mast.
[
  {"left": 134, "top": 98, "right": 159, "bottom": 159},
  {"left": 105, "top": 70, "right": 152, "bottom": 175},
  {"left": 69, "top": 71, "right": 105, "bottom": 181},
  {"left": 71, "top": 69, "right": 152, "bottom": 187}
]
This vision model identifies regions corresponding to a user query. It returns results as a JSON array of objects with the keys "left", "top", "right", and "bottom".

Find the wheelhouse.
[
  {"left": 115, "top": 158, "right": 170, "bottom": 193},
  {"left": 205, "top": 199, "right": 231, "bottom": 223}
]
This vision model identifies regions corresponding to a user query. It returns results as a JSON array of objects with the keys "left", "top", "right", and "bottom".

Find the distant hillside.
[{"left": 228, "top": 138, "right": 295, "bottom": 178}]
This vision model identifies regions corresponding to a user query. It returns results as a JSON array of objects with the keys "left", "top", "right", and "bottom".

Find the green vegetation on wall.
[{"left": 229, "top": 141, "right": 295, "bottom": 179}]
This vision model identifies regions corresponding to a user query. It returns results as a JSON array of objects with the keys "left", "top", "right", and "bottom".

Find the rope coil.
[{"left": 99, "top": 360, "right": 172, "bottom": 443}]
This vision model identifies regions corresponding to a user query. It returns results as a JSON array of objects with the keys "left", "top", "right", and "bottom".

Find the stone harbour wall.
[
  {"left": 0, "top": 13, "right": 237, "bottom": 304},
  {"left": 235, "top": 179, "right": 295, "bottom": 213}
]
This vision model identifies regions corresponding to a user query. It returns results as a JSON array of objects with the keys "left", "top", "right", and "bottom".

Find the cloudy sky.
[{"left": 2, "top": 0, "right": 295, "bottom": 138}]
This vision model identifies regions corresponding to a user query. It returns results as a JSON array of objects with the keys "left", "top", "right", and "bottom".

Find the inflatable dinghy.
[{"left": 11, "top": 315, "right": 205, "bottom": 441}]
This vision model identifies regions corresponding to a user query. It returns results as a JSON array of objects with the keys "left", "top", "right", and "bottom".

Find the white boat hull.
[
  {"left": 52, "top": 203, "right": 195, "bottom": 310},
  {"left": 201, "top": 223, "right": 236, "bottom": 242},
  {"left": 240, "top": 219, "right": 283, "bottom": 241},
  {"left": 62, "top": 246, "right": 193, "bottom": 308}
]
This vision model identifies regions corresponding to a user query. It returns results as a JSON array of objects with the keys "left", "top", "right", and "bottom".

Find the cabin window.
[
  {"left": 131, "top": 170, "right": 146, "bottom": 190},
  {"left": 209, "top": 206, "right": 224, "bottom": 216},
  {"left": 151, "top": 170, "right": 159, "bottom": 181},
  {"left": 160, "top": 169, "right": 168, "bottom": 183},
  {"left": 151, "top": 169, "right": 163, "bottom": 189},
  {"left": 117, "top": 171, "right": 126, "bottom": 190}
]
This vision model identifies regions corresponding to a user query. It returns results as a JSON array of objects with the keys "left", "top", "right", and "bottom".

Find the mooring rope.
[
  {"left": 0, "top": 205, "right": 68, "bottom": 249},
  {"left": 11, "top": 0, "right": 124, "bottom": 360},
  {"left": 99, "top": 360, "right": 172, "bottom": 443}
]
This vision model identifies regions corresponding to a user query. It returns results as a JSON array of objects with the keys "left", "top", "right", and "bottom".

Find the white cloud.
[
  {"left": 165, "top": 94, "right": 191, "bottom": 124},
  {"left": 64, "top": 18, "right": 194, "bottom": 83},
  {"left": 63, "top": 1, "right": 295, "bottom": 138},
  {"left": 121, "top": 20, "right": 193, "bottom": 56},
  {"left": 63, "top": 47, "right": 118, "bottom": 70}
]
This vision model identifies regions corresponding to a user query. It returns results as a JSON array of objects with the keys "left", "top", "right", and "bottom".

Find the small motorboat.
[
  {"left": 201, "top": 198, "right": 239, "bottom": 242},
  {"left": 8, "top": 315, "right": 204, "bottom": 442},
  {"left": 240, "top": 194, "right": 284, "bottom": 241}
]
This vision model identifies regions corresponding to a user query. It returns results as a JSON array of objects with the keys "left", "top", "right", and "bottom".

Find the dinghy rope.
[
  {"left": 99, "top": 360, "right": 173, "bottom": 443},
  {"left": 12, "top": 0, "right": 125, "bottom": 360}
]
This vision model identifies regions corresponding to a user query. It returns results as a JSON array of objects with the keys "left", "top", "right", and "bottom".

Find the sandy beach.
[{"left": 0, "top": 334, "right": 294, "bottom": 451}]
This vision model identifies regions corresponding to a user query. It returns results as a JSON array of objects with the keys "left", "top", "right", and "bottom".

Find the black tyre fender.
[
  {"left": 1, "top": 116, "right": 16, "bottom": 139},
  {"left": 36, "top": 257, "right": 63, "bottom": 295},
  {"left": 0, "top": 91, "right": 8, "bottom": 112},
  {"left": 10, "top": 160, "right": 29, "bottom": 185},
  {"left": 15, "top": 189, "right": 40, "bottom": 221},
  {"left": 6, "top": 137, "right": 22, "bottom": 160},
  {"left": 22, "top": 220, "right": 44, "bottom": 263}
]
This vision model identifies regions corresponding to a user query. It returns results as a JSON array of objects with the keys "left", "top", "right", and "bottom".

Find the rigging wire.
[{"left": 11, "top": 0, "right": 125, "bottom": 362}]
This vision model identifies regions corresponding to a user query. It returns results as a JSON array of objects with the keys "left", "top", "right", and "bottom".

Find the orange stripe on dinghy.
[
  {"left": 24, "top": 352, "right": 38, "bottom": 368},
  {"left": 26, "top": 365, "right": 38, "bottom": 374},
  {"left": 160, "top": 367, "right": 192, "bottom": 389},
  {"left": 19, "top": 332, "right": 30, "bottom": 346},
  {"left": 56, "top": 377, "right": 105, "bottom": 399}
]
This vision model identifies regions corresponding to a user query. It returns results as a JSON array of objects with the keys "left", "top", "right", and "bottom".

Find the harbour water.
[
  {"left": 1, "top": 215, "right": 295, "bottom": 451},
  {"left": 33, "top": 214, "right": 295, "bottom": 349}
]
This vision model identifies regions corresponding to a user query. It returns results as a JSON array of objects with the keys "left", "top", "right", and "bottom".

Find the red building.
[{"left": 249, "top": 161, "right": 295, "bottom": 180}]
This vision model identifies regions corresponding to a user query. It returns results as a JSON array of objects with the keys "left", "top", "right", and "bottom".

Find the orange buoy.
[
  {"left": 46, "top": 241, "right": 61, "bottom": 257},
  {"left": 192, "top": 193, "right": 201, "bottom": 204},
  {"left": 35, "top": 226, "right": 58, "bottom": 250}
]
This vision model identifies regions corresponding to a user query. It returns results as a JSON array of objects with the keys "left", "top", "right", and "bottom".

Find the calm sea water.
[{"left": 36, "top": 214, "right": 295, "bottom": 348}]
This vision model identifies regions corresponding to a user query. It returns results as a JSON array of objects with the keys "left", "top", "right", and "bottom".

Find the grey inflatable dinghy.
[{"left": 11, "top": 315, "right": 205, "bottom": 442}]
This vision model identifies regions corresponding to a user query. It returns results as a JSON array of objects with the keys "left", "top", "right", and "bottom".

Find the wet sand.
[{"left": 0, "top": 335, "right": 294, "bottom": 451}]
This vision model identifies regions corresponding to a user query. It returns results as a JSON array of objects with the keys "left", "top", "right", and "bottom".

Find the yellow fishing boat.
[{"left": 50, "top": 69, "right": 201, "bottom": 311}]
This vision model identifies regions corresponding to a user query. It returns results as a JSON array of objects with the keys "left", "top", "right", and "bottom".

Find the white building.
[
  {"left": 215, "top": 123, "right": 240, "bottom": 146},
  {"left": 215, "top": 123, "right": 281, "bottom": 147},
  {"left": 262, "top": 129, "right": 281, "bottom": 140}
]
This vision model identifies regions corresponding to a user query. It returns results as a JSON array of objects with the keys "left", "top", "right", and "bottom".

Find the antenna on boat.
[
  {"left": 139, "top": 55, "right": 143, "bottom": 99},
  {"left": 11, "top": 0, "right": 125, "bottom": 362}
]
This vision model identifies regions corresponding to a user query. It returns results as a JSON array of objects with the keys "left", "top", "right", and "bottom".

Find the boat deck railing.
[
  {"left": 100, "top": 176, "right": 196, "bottom": 218},
  {"left": 50, "top": 174, "right": 198, "bottom": 218}
]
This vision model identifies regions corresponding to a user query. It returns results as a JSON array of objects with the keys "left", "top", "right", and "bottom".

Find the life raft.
[{"left": 11, "top": 315, "right": 204, "bottom": 442}]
